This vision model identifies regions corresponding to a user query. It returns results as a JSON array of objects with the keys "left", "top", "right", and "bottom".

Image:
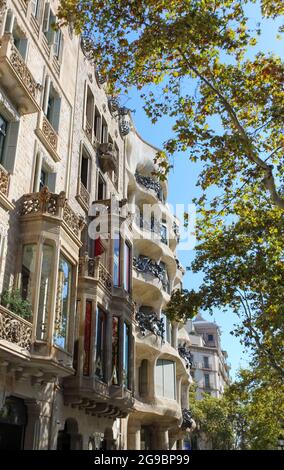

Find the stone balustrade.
[
  {"left": 79, "top": 256, "right": 112, "bottom": 293},
  {"left": 20, "top": 186, "right": 84, "bottom": 240},
  {"left": 0, "top": 304, "right": 32, "bottom": 352}
]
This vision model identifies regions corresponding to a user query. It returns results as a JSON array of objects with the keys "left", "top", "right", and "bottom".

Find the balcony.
[
  {"left": 0, "top": 164, "right": 14, "bottom": 211},
  {"left": 133, "top": 255, "right": 164, "bottom": 281},
  {"left": 135, "top": 172, "right": 162, "bottom": 201},
  {"left": 178, "top": 346, "right": 193, "bottom": 369},
  {"left": 0, "top": 34, "right": 40, "bottom": 115},
  {"left": 136, "top": 310, "right": 164, "bottom": 342},
  {"left": 181, "top": 408, "right": 194, "bottom": 431},
  {"left": 98, "top": 142, "right": 117, "bottom": 173},
  {"left": 20, "top": 186, "right": 84, "bottom": 244},
  {"left": 76, "top": 181, "right": 90, "bottom": 211},
  {"left": 0, "top": 304, "right": 32, "bottom": 354},
  {"left": 78, "top": 255, "right": 112, "bottom": 295},
  {"left": 35, "top": 111, "right": 60, "bottom": 162}
]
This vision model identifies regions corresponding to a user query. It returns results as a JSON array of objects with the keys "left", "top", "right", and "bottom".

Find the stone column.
[
  {"left": 127, "top": 423, "right": 141, "bottom": 450},
  {"left": 105, "top": 310, "right": 113, "bottom": 383},
  {"left": 24, "top": 399, "right": 52, "bottom": 450},
  {"left": 155, "top": 426, "right": 169, "bottom": 450}
]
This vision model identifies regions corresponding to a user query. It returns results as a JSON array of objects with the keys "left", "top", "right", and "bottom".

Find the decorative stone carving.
[
  {"left": 79, "top": 181, "right": 90, "bottom": 209},
  {"left": 0, "top": 305, "right": 32, "bottom": 351},
  {"left": 181, "top": 408, "right": 193, "bottom": 430},
  {"left": 21, "top": 187, "right": 83, "bottom": 239},
  {"left": 0, "top": 1, "right": 7, "bottom": 31},
  {"left": 173, "top": 221, "right": 180, "bottom": 241},
  {"left": 95, "top": 69, "right": 107, "bottom": 87},
  {"left": 41, "top": 116, "right": 58, "bottom": 152},
  {"left": 135, "top": 172, "right": 162, "bottom": 199},
  {"left": 178, "top": 346, "right": 193, "bottom": 369},
  {"left": 136, "top": 310, "right": 164, "bottom": 342},
  {"left": 79, "top": 256, "right": 112, "bottom": 294},
  {"left": 98, "top": 142, "right": 117, "bottom": 173},
  {"left": 108, "top": 96, "right": 120, "bottom": 115},
  {"left": 9, "top": 43, "right": 37, "bottom": 99},
  {"left": 133, "top": 255, "right": 165, "bottom": 281},
  {"left": 0, "top": 164, "right": 9, "bottom": 196},
  {"left": 119, "top": 116, "right": 130, "bottom": 136}
]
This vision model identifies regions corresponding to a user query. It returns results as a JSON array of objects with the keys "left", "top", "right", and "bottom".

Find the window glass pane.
[
  {"left": 155, "top": 359, "right": 164, "bottom": 397},
  {"left": 95, "top": 307, "right": 105, "bottom": 380},
  {"left": 123, "top": 241, "right": 131, "bottom": 292},
  {"left": 204, "top": 373, "right": 210, "bottom": 388},
  {"left": 83, "top": 300, "right": 92, "bottom": 376},
  {"left": 0, "top": 114, "right": 7, "bottom": 164},
  {"left": 112, "top": 316, "right": 119, "bottom": 384},
  {"left": 203, "top": 356, "right": 209, "bottom": 368},
  {"left": 21, "top": 244, "right": 37, "bottom": 303},
  {"left": 54, "top": 255, "right": 72, "bottom": 350},
  {"left": 37, "top": 244, "right": 53, "bottom": 340},
  {"left": 123, "top": 322, "right": 130, "bottom": 388},
  {"left": 113, "top": 235, "right": 120, "bottom": 286}
]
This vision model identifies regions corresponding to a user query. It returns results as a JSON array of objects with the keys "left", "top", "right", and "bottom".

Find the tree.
[
  {"left": 224, "top": 367, "right": 284, "bottom": 450},
  {"left": 58, "top": 1, "right": 284, "bottom": 211},
  {"left": 189, "top": 386, "right": 234, "bottom": 449}
]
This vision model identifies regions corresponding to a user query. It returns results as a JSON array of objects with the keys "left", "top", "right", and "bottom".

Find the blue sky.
[{"left": 125, "top": 3, "right": 283, "bottom": 379}]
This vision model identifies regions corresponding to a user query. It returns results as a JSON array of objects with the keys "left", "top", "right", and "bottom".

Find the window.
[
  {"left": 101, "top": 118, "right": 108, "bottom": 143},
  {"left": 155, "top": 359, "right": 176, "bottom": 400},
  {"left": 54, "top": 255, "right": 72, "bottom": 350},
  {"left": 161, "top": 313, "right": 171, "bottom": 343},
  {"left": 46, "top": 84, "right": 61, "bottom": 132},
  {"left": 0, "top": 114, "right": 7, "bottom": 165},
  {"left": 112, "top": 316, "right": 119, "bottom": 384},
  {"left": 123, "top": 322, "right": 130, "bottom": 389},
  {"left": 37, "top": 244, "right": 54, "bottom": 341},
  {"left": 123, "top": 241, "right": 131, "bottom": 293},
  {"left": 83, "top": 300, "right": 92, "bottom": 376},
  {"left": 80, "top": 149, "right": 90, "bottom": 190},
  {"left": 97, "top": 173, "right": 106, "bottom": 200},
  {"left": 85, "top": 86, "right": 94, "bottom": 133},
  {"left": 21, "top": 244, "right": 37, "bottom": 303},
  {"left": 113, "top": 234, "right": 120, "bottom": 287},
  {"left": 160, "top": 223, "right": 168, "bottom": 245},
  {"left": 95, "top": 307, "right": 105, "bottom": 380},
  {"left": 33, "top": 153, "right": 56, "bottom": 192},
  {"left": 42, "top": 3, "right": 56, "bottom": 45},
  {"left": 204, "top": 373, "right": 210, "bottom": 389},
  {"left": 139, "top": 360, "right": 148, "bottom": 397},
  {"left": 208, "top": 334, "right": 214, "bottom": 342},
  {"left": 94, "top": 108, "right": 101, "bottom": 141},
  {"left": 160, "top": 261, "right": 170, "bottom": 293},
  {"left": 31, "top": 0, "right": 43, "bottom": 20},
  {"left": 53, "top": 29, "right": 64, "bottom": 62},
  {"left": 203, "top": 356, "right": 209, "bottom": 369}
]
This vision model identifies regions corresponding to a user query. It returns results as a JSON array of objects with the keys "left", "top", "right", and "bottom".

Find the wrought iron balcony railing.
[
  {"left": 133, "top": 255, "right": 165, "bottom": 282},
  {"left": 136, "top": 310, "right": 165, "bottom": 342},
  {"left": 178, "top": 346, "right": 193, "bottom": 369},
  {"left": 135, "top": 172, "right": 162, "bottom": 200},
  {"left": 181, "top": 408, "right": 194, "bottom": 430}
]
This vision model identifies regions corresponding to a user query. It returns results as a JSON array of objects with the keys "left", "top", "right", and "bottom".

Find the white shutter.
[
  {"left": 30, "top": 0, "right": 37, "bottom": 16},
  {"left": 48, "top": 172, "right": 56, "bottom": 192},
  {"left": 53, "top": 29, "right": 60, "bottom": 56},
  {"left": 37, "top": 0, "right": 45, "bottom": 22},
  {"left": 42, "top": 2, "right": 50, "bottom": 33},
  {"left": 155, "top": 360, "right": 164, "bottom": 397},
  {"left": 3, "top": 121, "right": 20, "bottom": 173}
]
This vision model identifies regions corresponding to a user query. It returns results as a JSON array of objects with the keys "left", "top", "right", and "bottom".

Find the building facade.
[
  {"left": 0, "top": 0, "right": 192, "bottom": 450},
  {"left": 185, "top": 315, "right": 230, "bottom": 401}
]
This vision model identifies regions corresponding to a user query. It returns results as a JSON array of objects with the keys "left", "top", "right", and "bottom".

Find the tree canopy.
[{"left": 58, "top": 0, "right": 284, "bottom": 211}]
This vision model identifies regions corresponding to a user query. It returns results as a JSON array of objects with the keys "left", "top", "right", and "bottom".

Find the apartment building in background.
[{"left": 0, "top": 0, "right": 193, "bottom": 450}]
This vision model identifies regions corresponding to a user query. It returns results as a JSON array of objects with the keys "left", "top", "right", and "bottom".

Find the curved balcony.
[
  {"left": 178, "top": 346, "right": 193, "bottom": 370},
  {"left": 0, "top": 34, "right": 40, "bottom": 114},
  {"left": 98, "top": 142, "right": 117, "bottom": 173},
  {"left": 133, "top": 255, "right": 171, "bottom": 303}
]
